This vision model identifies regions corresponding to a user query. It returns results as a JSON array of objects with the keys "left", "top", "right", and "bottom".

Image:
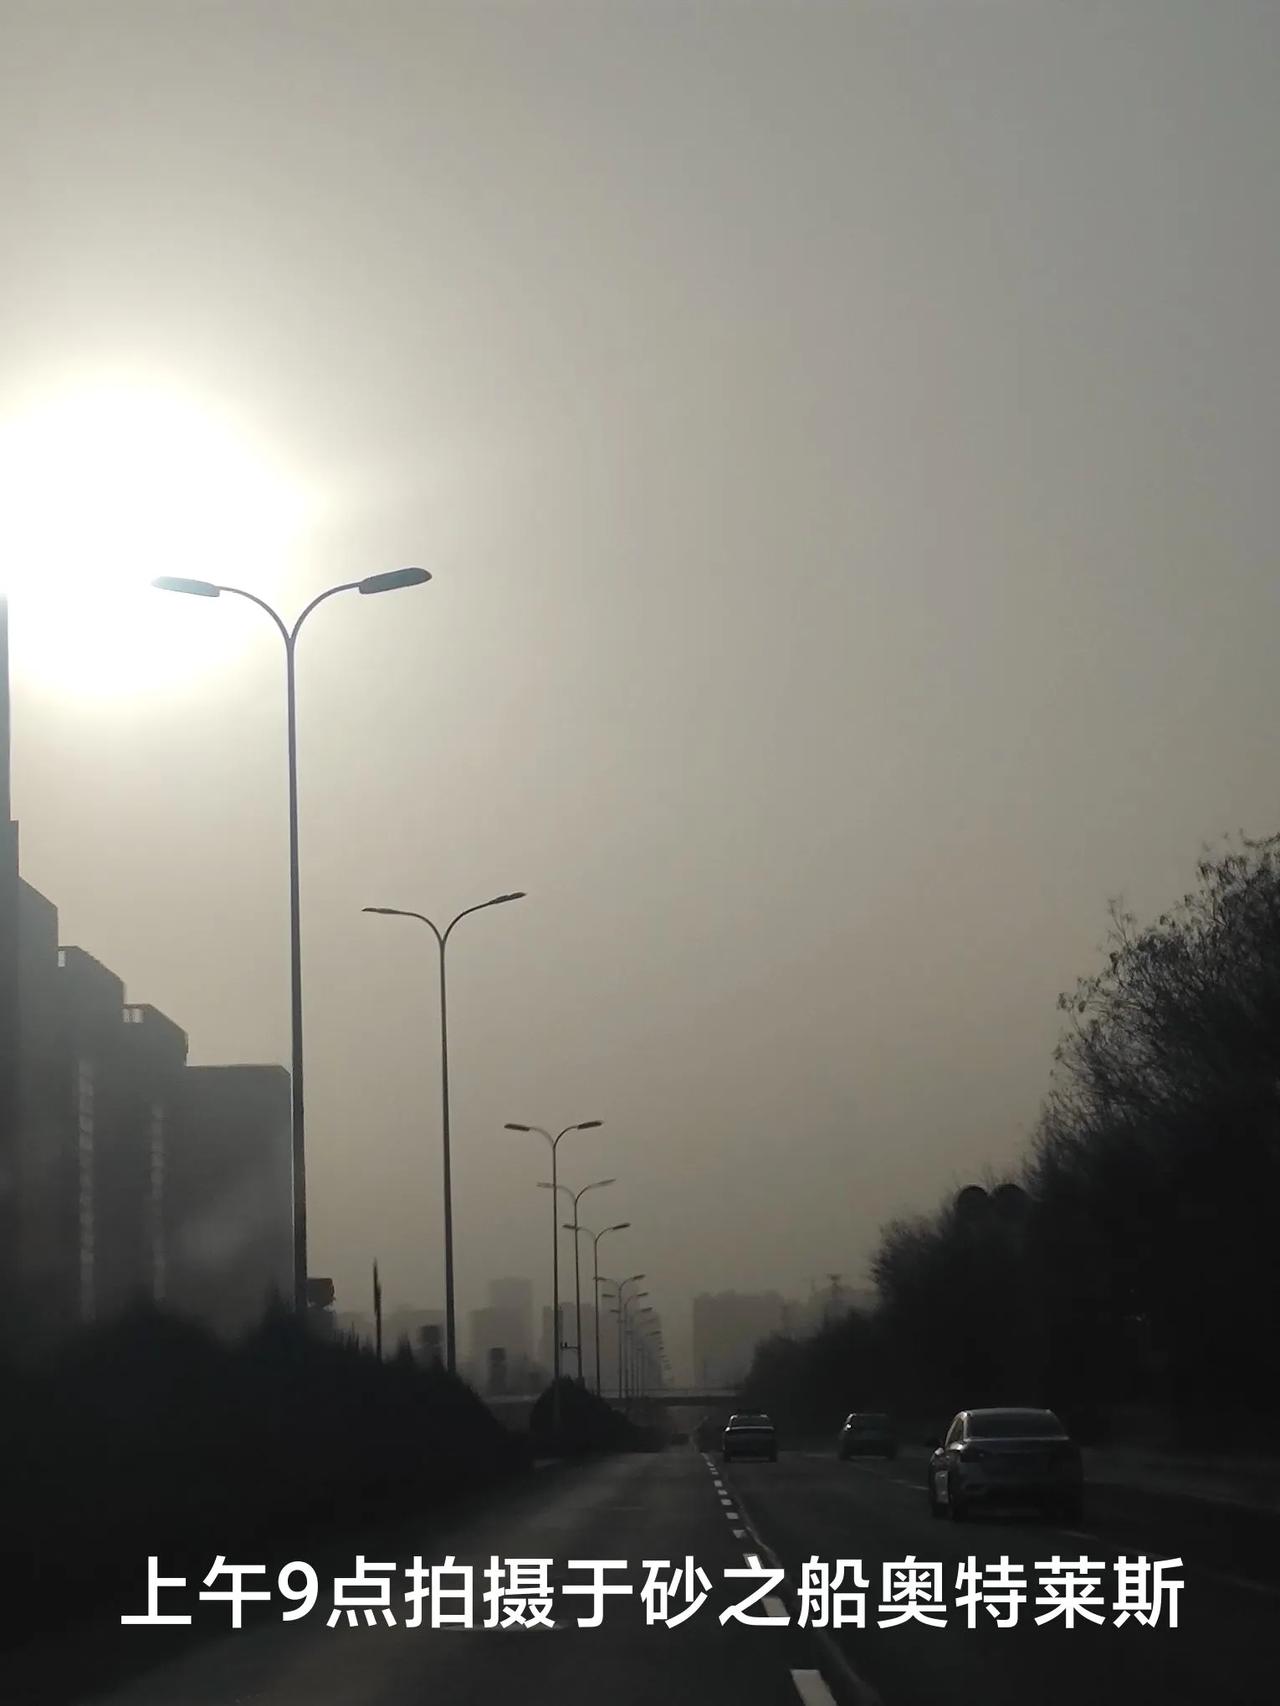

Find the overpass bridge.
[
  {"left": 642, "top": 1388, "right": 740, "bottom": 1408},
  {"left": 484, "top": 1387, "right": 740, "bottom": 1419}
]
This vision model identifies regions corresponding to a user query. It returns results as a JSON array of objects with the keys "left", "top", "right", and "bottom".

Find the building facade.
[{"left": 8, "top": 875, "right": 291, "bottom": 1347}]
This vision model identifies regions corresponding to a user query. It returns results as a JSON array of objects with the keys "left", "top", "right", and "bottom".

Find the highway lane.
[
  {"left": 4, "top": 1451, "right": 857, "bottom": 1706},
  {"left": 721, "top": 1444, "right": 1277, "bottom": 1706}
]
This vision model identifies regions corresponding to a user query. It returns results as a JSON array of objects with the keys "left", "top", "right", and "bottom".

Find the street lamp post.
[
  {"left": 615, "top": 1279, "right": 647, "bottom": 1402},
  {"left": 154, "top": 567, "right": 430, "bottom": 1316},
  {"left": 506, "top": 1120, "right": 602, "bottom": 1432},
  {"left": 633, "top": 1306, "right": 656, "bottom": 1398},
  {"left": 580, "top": 1223, "right": 630, "bottom": 1395},
  {"left": 600, "top": 1275, "right": 640, "bottom": 1403},
  {"left": 642, "top": 1325, "right": 663, "bottom": 1399},
  {"left": 363, "top": 894, "right": 526, "bottom": 1375},
  {"left": 557, "top": 1178, "right": 615, "bottom": 1384},
  {"left": 538, "top": 1180, "right": 574, "bottom": 1366}
]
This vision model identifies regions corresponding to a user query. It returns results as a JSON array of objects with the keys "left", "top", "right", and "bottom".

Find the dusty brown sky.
[{"left": 3, "top": 2, "right": 1278, "bottom": 1377}]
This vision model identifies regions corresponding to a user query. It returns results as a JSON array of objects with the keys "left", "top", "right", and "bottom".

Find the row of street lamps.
[
  {"left": 507, "top": 1126, "right": 659, "bottom": 1428},
  {"left": 607, "top": 1273, "right": 665, "bottom": 1399},
  {"left": 152, "top": 572, "right": 664, "bottom": 1405}
]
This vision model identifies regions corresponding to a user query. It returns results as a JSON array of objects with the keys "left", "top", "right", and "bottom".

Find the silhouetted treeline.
[
  {"left": 744, "top": 835, "right": 1280, "bottom": 1448},
  {"left": 0, "top": 1303, "right": 529, "bottom": 1645}
]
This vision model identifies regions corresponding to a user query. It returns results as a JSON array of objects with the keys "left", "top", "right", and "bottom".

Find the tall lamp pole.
[
  {"left": 581, "top": 1223, "right": 630, "bottom": 1395},
  {"left": 363, "top": 894, "right": 525, "bottom": 1374},
  {"left": 154, "top": 567, "right": 430, "bottom": 1316},
  {"left": 614, "top": 1278, "right": 647, "bottom": 1401},
  {"left": 558, "top": 1178, "right": 615, "bottom": 1384},
  {"left": 538, "top": 1180, "right": 574, "bottom": 1363},
  {"left": 633, "top": 1305, "right": 656, "bottom": 1398},
  {"left": 506, "top": 1120, "right": 602, "bottom": 1432},
  {"left": 642, "top": 1324, "right": 663, "bottom": 1399}
]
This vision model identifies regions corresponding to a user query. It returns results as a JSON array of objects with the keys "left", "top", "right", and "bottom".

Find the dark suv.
[{"left": 837, "top": 1412, "right": 897, "bottom": 1459}]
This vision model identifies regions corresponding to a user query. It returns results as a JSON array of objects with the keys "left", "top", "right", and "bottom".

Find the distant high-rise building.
[
  {"left": 50, "top": 944, "right": 128, "bottom": 1332},
  {"left": 101, "top": 1003, "right": 188, "bottom": 1317},
  {"left": 383, "top": 1306, "right": 445, "bottom": 1364},
  {"left": 468, "top": 1304, "right": 507, "bottom": 1367},
  {"left": 14, "top": 878, "right": 65, "bottom": 1341},
  {"left": 487, "top": 1275, "right": 532, "bottom": 1356},
  {"left": 486, "top": 1346, "right": 508, "bottom": 1394},
  {"left": 10, "top": 914, "right": 193, "bottom": 1341},
  {"left": 1, "top": 598, "right": 295, "bottom": 1350},
  {"left": 462, "top": 1277, "right": 533, "bottom": 1387}
]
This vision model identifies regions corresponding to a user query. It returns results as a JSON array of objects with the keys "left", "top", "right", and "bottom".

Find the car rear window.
[
  {"left": 732, "top": 1414, "right": 772, "bottom": 1426},
  {"left": 852, "top": 1415, "right": 889, "bottom": 1429},
  {"left": 967, "top": 1410, "right": 1064, "bottom": 1439}
]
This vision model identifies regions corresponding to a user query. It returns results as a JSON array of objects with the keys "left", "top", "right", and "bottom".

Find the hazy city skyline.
[{"left": 3, "top": 2, "right": 1278, "bottom": 1381}]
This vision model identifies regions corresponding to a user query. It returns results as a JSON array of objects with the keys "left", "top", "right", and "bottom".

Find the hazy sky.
[{"left": 2, "top": 2, "right": 1277, "bottom": 1378}]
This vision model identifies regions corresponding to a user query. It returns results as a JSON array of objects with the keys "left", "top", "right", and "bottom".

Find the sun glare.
[{"left": 0, "top": 380, "right": 312, "bottom": 700}]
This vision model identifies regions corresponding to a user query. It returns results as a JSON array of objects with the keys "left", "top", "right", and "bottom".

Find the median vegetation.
[
  {"left": 3, "top": 1304, "right": 674, "bottom": 1647},
  {"left": 529, "top": 1376, "right": 667, "bottom": 1455},
  {"left": 1, "top": 1303, "right": 529, "bottom": 1645},
  {"left": 743, "top": 834, "right": 1280, "bottom": 1450}
]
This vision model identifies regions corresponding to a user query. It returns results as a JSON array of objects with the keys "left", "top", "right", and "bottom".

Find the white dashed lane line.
[
  {"left": 791, "top": 1669, "right": 839, "bottom": 1706},
  {"left": 711, "top": 1459, "right": 748, "bottom": 1532},
  {"left": 729, "top": 1479, "right": 885, "bottom": 1706}
]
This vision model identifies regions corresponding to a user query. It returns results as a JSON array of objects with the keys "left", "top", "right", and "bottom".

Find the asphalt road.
[
  {"left": 4, "top": 1444, "right": 1273, "bottom": 1706},
  {"left": 724, "top": 1442, "right": 1277, "bottom": 1706}
]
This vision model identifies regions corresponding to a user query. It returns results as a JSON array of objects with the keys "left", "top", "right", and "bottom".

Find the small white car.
[{"left": 722, "top": 1412, "right": 778, "bottom": 1462}]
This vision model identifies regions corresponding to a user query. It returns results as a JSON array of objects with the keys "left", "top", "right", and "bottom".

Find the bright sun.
[{"left": 0, "top": 379, "right": 312, "bottom": 700}]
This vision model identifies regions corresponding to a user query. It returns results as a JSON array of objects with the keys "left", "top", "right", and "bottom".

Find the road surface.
[{"left": 3, "top": 1443, "right": 1272, "bottom": 1706}]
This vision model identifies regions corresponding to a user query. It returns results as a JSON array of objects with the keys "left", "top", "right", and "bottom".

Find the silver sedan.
[{"left": 927, "top": 1407, "right": 1084, "bottom": 1521}]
